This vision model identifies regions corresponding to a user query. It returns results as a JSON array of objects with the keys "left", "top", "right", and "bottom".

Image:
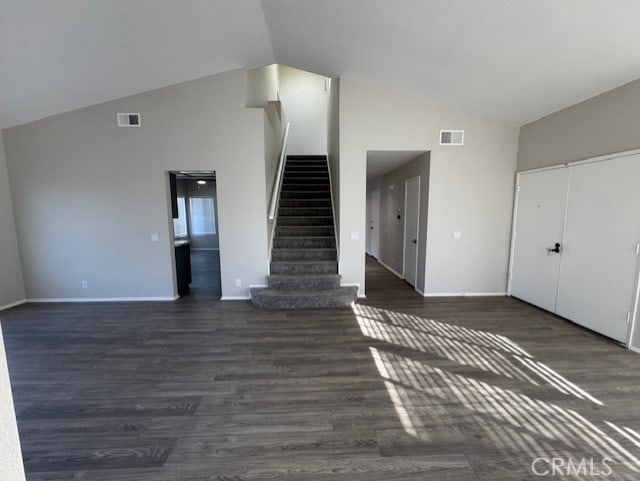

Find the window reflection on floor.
[{"left": 354, "top": 304, "right": 640, "bottom": 477}]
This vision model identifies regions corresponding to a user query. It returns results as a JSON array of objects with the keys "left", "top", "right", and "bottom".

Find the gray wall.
[
  {"left": 518, "top": 80, "right": 640, "bottom": 171},
  {"left": 0, "top": 327, "right": 25, "bottom": 481},
  {"left": 0, "top": 133, "right": 25, "bottom": 309},
  {"left": 339, "top": 77, "right": 519, "bottom": 296},
  {"left": 278, "top": 65, "right": 328, "bottom": 155},
  {"left": 3, "top": 69, "right": 269, "bottom": 300},
  {"left": 366, "top": 154, "right": 430, "bottom": 293}
]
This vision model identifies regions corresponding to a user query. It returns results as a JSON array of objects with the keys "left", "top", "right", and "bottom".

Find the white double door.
[{"left": 509, "top": 153, "right": 640, "bottom": 344}]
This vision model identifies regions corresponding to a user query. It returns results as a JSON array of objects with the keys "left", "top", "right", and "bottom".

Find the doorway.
[
  {"left": 365, "top": 151, "right": 430, "bottom": 295},
  {"left": 168, "top": 171, "right": 222, "bottom": 300}
]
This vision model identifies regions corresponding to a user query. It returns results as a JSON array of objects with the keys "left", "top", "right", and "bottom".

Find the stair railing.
[
  {"left": 267, "top": 122, "right": 290, "bottom": 272},
  {"left": 268, "top": 122, "right": 290, "bottom": 220}
]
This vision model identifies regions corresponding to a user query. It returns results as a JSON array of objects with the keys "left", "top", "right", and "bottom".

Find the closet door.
[
  {"left": 510, "top": 167, "right": 569, "bottom": 312},
  {"left": 556, "top": 155, "right": 640, "bottom": 343}
]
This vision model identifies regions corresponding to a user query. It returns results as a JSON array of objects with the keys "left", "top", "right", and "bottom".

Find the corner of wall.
[{"left": 0, "top": 131, "right": 26, "bottom": 308}]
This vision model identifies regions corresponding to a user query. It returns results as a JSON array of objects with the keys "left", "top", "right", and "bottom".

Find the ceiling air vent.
[
  {"left": 117, "top": 113, "right": 141, "bottom": 127},
  {"left": 440, "top": 130, "right": 464, "bottom": 145}
]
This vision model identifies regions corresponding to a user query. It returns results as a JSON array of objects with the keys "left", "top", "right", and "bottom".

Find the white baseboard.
[
  {"left": 0, "top": 299, "right": 27, "bottom": 311},
  {"left": 378, "top": 260, "right": 404, "bottom": 280},
  {"left": 421, "top": 292, "right": 507, "bottom": 298},
  {"left": 628, "top": 345, "right": 640, "bottom": 354},
  {"left": 191, "top": 248, "right": 219, "bottom": 251},
  {"left": 27, "top": 296, "right": 178, "bottom": 303},
  {"left": 220, "top": 296, "right": 251, "bottom": 301}
]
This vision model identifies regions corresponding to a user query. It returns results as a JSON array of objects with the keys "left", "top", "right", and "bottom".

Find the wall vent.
[
  {"left": 117, "top": 113, "right": 141, "bottom": 127},
  {"left": 440, "top": 130, "right": 464, "bottom": 145}
]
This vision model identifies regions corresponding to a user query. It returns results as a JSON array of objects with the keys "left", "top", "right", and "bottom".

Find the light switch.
[
  {"left": 453, "top": 231, "right": 462, "bottom": 240},
  {"left": 150, "top": 233, "right": 160, "bottom": 243},
  {"left": 350, "top": 232, "right": 359, "bottom": 241}
]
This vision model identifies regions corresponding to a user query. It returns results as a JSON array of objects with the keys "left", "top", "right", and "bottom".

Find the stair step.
[
  {"left": 250, "top": 286, "right": 358, "bottom": 309},
  {"left": 287, "top": 155, "right": 327, "bottom": 160},
  {"left": 278, "top": 207, "right": 333, "bottom": 217},
  {"left": 268, "top": 274, "right": 340, "bottom": 290},
  {"left": 284, "top": 170, "right": 329, "bottom": 176},
  {"left": 278, "top": 199, "right": 332, "bottom": 208},
  {"left": 280, "top": 191, "right": 331, "bottom": 200},
  {"left": 270, "top": 261, "right": 337, "bottom": 275},
  {"left": 271, "top": 248, "right": 337, "bottom": 261},
  {"left": 281, "top": 184, "right": 330, "bottom": 192},
  {"left": 282, "top": 177, "right": 329, "bottom": 184},
  {"left": 273, "top": 236, "right": 336, "bottom": 249},
  {"left": 277, "top": 216, "right": 333, "bottom": 226},
  {"left": 275, "top": 226, "right": 334, "bottom": 237}
]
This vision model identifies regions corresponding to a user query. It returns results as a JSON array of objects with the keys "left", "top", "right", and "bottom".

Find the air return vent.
[
  {"left": 440, "top": 130, "right": 464, "bottom": 145},
  {"left": 117, "top": 113, "right": 141, "bottom": 127}
]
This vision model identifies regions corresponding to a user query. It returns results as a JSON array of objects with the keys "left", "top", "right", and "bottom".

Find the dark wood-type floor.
[
  {"left": 2, "top": 255, "right": 640, "bottom": 480},
  {"left": 182, "top": 250, "right": 222, "bottom": 300}
]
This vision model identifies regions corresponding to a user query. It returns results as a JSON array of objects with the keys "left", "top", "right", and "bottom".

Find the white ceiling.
[
  {"left": 367, "top": 151, "right": 426, "bottom": 181},
  {"left": 3, "top": 1, "right": 640, "bottom": 129}
]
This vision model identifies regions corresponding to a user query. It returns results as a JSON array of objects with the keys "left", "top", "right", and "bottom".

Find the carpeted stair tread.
[
  {"left": 268, "top": 274, "right": 341, "bottom": 290},
  {"left": 270, "top": 260, "right": 337, "bottom": 275},
  {"left": 250, "top": 286, "right": 358, "bottom": 309}
]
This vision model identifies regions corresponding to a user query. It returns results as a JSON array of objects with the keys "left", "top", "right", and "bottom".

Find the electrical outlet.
[
  {"left": 235, "top": 278, "right": 242, "bottom": 287},
  {"left": 82, "top": 281, "right": 88, "bottom": 289},
  {"left": 350, "top": 232, "right": 359, "bottom": 241},
  {"left": 150, "top": 233, "right": 160, "bottom": 243},
  {"left": 453, "top": 231, "right": 462, "bottom": 240}
]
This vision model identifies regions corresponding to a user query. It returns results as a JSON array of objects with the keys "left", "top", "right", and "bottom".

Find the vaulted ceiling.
[{"left": 2, "top": 0, "right": 640, "bottom": 129}]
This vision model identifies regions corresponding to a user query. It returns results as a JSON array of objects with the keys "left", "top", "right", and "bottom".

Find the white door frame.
[
  {"left": 403, "top": 176, "right": 421, "bottom": 287},
  {"left": 507, "top": 147, "right": 640, "bottom": 347},
  {"left": 369, "top": 189, "right": 381, "bottom": 258}
]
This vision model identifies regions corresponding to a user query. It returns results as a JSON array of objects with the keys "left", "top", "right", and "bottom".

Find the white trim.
[
  {"left": 378, "top": 260, "right": 403, "bottom": 280},
  {"left": 27, "top": 296, "right": 178, "bottom": 303},
  {"left": 190, "top": 248, "right": 219, "bottom": 251},
  {"left": 629, "top": 345, "right": 640, "bottom": 354},
  {"left": 220, "top": 296, "right": 251, "bottom": 301},
  {"left": 517, "top": 147, "right": 640, "bottom": 175},
  {"left": 370, "top": 189, "right": 381, "bottom": 259},
  {"left": 0, "top": 299, "right": 27, "bottom": 311},
  {"left": 421, "top": 292, "right": 507, "bottom": 297},
  {"left": 506, "top": 176, "right": 520, "bottom": 295},
  {"left": 403, "top": 175, "right": 420, "bottom": 288},
  {"left": 627, "top": 242, "right": 640, "bottom": 348}
]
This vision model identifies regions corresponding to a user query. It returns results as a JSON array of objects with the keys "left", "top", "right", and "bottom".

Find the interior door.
[
  {"left": 403, "top": 177, "right": 420, "bottom": 287},
  {"left": 555, "top": 155, "right": 640, "bottom": 343},
  {"left": 510, "top": 167, "right": 569, "bottom": 312},
  {"left": 370, "top": 190, "right": 381, "bottom": 259}
]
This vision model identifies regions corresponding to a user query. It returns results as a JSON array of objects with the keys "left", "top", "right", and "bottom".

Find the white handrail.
[{"left": 268, "top": 122, "right": 290, "bottom": 220}]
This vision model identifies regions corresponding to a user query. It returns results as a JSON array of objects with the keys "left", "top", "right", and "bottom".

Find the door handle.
[
  {"left": 547, "top": 242, "right": 561, "bottom": 253},
  {"left": 412, "top": 239, "right": 417, "bottom": 244}
]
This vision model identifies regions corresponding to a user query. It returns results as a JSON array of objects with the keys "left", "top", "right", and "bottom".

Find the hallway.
[{"left": 2, "top": 259, "right": 640, "bottom": 479}]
